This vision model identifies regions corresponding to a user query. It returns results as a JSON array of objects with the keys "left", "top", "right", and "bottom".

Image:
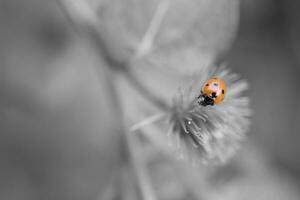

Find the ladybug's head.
[{"left": 198, "top": 94, "right": 215, "bottom": 106}]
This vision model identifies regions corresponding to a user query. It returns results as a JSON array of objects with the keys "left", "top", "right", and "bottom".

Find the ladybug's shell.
[{"left": 201, "top": 78, "right": 226, "bottom": 105}]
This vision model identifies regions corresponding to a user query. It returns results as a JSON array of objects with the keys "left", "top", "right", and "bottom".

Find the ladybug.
[{"left": 197, "top": 78, "right": 227, "bottom": 106}]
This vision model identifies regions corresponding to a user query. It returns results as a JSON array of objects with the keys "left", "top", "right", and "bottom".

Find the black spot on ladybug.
[
  {"left": 222, "top": 90, "right": 225, "bottom": 94},
  {"left": 206, "top": 84, "right": 209, "bottom": 86},
  {"left": 211, "top": 92, "right": 217, "bottom": 98}
]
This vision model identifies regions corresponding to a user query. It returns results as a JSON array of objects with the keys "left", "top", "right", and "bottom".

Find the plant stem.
[
  {"left": 126, "top": 131, "right": 157, "bottom": 200},
  {"left": 58, "top": 2, "right": 163, "bottom": 199},
  {"left": 58, "top": 0, "right": 170, "bottom": 111}
]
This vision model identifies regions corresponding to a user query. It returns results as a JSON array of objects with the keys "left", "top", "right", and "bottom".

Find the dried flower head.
[{"left": 168, "top": 66, "right": 251, "bottom": 164}]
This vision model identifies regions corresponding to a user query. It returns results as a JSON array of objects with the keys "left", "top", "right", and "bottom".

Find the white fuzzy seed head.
[{"left": 168, "top": 66, "right": 252, "bottom": 164}]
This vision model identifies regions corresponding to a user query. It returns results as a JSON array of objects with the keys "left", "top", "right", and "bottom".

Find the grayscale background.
[{"left": 0, "top": 0, "right": 300, "bottom": 199}]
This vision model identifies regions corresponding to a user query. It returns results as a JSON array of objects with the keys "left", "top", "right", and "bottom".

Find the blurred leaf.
[
  {"left": 100, "top": 0, "right": 239, "bottom": 72},
  {"left": 0, "top": 1, "right": 126, "bottom": 198}
]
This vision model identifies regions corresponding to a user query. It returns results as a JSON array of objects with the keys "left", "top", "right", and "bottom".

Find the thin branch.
[
  {"left": 130, "top": 113, "right": 166, "bottom": 132},
  {"left": 134, "top": 0, "right": 170, "bottom": 58},
  {"left": 58, "top": 0, "right": 99, "bottom": 26}
]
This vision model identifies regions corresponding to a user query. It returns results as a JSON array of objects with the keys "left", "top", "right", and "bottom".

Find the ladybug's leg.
[{"left": 197, "top": 96, "right": 207, "bottom": 106}]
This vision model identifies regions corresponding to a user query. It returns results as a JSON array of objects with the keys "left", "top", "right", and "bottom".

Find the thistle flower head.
[{"left": 168, "top": 66, "right": 251, "bottom": 164}]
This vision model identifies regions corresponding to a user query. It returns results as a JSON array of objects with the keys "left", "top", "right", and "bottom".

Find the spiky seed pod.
[{"left": 168, "top": 66, "right": 252, "bottom": 164}]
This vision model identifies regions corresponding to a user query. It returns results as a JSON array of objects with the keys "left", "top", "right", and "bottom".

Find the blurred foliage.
[{"left": 0, "top": 1, "right": 124, "bottom": 200}]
